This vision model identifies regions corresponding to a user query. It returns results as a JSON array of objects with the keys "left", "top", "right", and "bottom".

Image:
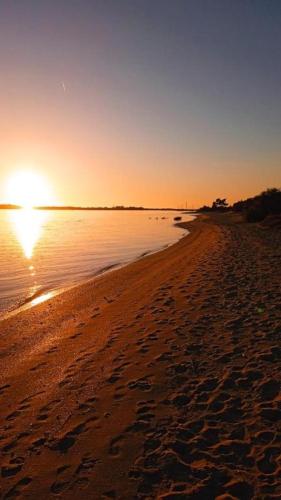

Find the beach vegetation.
[
  {"left": 233, "top": 188, "right": 281, "bottom": 222},
  {"left": 198, "top": 198, "right": 229, "bottom": 212}
]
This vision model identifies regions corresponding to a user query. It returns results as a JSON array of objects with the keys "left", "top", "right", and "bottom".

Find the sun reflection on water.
[{"left": 9, "top": 208, "right": 48, "bottom": 259}]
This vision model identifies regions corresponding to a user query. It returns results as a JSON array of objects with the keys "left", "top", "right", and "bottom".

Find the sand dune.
[{"left": 0, "top": 213, "right": 280, "bottom": 499}]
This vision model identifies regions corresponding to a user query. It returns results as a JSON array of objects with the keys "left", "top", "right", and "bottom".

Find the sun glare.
[
  {"left": 9, "top": 209, "right": 48, "bottom": 259},
  {"left": 6, "top": 170, "right": 53, "bottom": 209}
]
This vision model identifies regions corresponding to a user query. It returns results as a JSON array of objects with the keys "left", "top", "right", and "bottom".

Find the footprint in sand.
[
  {"left": 0, "top": 384, "right": 10, "bottom": 396},
  {"left": 128, "top": 377, "right": 152, "bottom": 391},
  {"left": 3, "top": 477, "right": 32, "bottom": 499}
]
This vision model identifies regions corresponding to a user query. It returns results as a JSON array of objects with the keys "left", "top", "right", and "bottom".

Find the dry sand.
[{"left": 0, "top": 213, "right": 280, "bottom": 499}]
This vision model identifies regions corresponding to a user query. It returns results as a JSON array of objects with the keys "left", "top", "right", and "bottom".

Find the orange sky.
[{"left": 0, "top": 2, "right": 280, "bottom": 208}]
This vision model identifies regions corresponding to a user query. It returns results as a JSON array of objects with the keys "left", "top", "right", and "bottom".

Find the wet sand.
[{"left": 0, "top": 213, "right": 280, "bottom": 499}]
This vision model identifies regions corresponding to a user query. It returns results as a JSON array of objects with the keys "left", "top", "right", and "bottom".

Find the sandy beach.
[{"left": 0, "top": 213, "right": 280, "bottom": 499}]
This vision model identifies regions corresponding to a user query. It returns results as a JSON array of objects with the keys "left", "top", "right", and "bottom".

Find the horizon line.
[{"left": 0, "top": 203, "right": 197, "bottom": 212}]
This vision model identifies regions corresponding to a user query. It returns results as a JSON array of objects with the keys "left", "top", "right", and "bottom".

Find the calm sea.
[{"left": 0, "top": 209, "right": 194, "bottom": 317}]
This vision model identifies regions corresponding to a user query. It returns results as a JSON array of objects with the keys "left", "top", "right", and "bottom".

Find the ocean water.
[{"left": 0, "top": 209, "right": 194, "bottom": 316}]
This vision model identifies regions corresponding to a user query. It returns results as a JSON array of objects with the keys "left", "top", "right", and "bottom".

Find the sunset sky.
[{"left": 0, "top": 1, "right": 280, "bottom": 208}]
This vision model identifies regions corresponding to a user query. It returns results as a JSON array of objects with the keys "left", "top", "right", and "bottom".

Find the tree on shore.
[
  {"left": 212, "top": 198, "right": 228, "bottom": 210},
  {"left": 198, "top": 198, "right": 229, "bottom": 212},
  {"left": 233, "top": 188, "right": 281, "bottom": 222},
  {"left": 198, "top": 188, "right": 281, "bottom": 223}
]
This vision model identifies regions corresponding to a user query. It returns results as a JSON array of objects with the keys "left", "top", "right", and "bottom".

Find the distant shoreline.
[{"left": 0, "top": 204, "right": 197, "bottom": 211}]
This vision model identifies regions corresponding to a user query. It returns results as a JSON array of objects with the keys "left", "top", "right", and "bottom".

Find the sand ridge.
[{"left": 0, "top": 214, "right": 280, "bottom": 499}]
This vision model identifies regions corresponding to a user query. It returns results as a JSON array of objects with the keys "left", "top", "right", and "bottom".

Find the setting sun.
[{"left": 5, "top": 170, "right": 54, "bottom": 209}]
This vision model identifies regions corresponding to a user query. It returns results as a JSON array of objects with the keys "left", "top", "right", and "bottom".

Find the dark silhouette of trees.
[
  {"left": 198, "top": 188, "right": 281, "bottom": 222},
  {"left": 212, "top": 198, "right": 228, "bottom": 210},
  {"left": 233, "top": 188, "right": 281, "bottom": 222},
  {"left": 198, "top": 198, "right": 229, "bottom": 212}
]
